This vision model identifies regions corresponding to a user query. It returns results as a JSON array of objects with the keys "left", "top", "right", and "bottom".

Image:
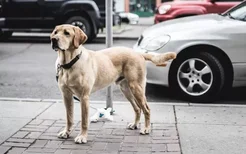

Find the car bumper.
[
  {"left": 0, "top": 18, "right": 5, "bottom": 27},
  {"left": 133, "top": 44, "right": 172, "bottom": 87},
  {"left": 129, "top": 18, "right": 139, "bottom": 24},
  {"left": 154, "top": 14, "right": 174, "bottom": 24},
  {"left": 145, "top": 61, "right": 172, "bottom": 86}
]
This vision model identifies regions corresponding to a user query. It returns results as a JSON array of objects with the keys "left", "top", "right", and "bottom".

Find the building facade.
[{"left": 115, "top": 0, "right": 168, "bottom": 17}]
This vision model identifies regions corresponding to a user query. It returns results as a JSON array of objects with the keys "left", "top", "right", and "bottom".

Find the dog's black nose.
[{"left": 51, "top": 38, "right": 58, "bottom": 44}]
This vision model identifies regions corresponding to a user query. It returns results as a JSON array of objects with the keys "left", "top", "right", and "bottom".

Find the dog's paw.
[
  {"left": 140, "top": 127, "right": 151, "bottom": 135},
  {"left": 127, "top": 123, "right": 138, "bottom": 130},
  {"left": 57, "top": 130, "right": 70, "bottom": 139},
  {"left": 74, "top": 135, "right": 87, "bottom": 144}
]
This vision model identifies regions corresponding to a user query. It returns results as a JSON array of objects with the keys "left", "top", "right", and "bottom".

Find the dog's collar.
[
  {"left": 59, "top": 51, "right": 82, "bottom": 69},
  {"left": 56, "top": 51, "right": 82, "bottom": 82}
]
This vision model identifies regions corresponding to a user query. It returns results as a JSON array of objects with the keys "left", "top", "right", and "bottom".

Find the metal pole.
[{"left": 106, "top": 0, "right": 113, "bottom": 114}]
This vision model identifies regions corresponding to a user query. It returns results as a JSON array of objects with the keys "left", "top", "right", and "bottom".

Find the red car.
[{"left": 155, "top": 0, "right": 242, "bottom": 24}]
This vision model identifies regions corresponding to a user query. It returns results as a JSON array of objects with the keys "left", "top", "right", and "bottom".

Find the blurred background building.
[{"left": 114, "top": 0, "right": 169, "bottom": 17}]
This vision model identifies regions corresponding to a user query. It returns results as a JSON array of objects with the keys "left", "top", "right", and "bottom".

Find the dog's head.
[{"left": 50, "top": 24, "right": 88, "bottom": 51}]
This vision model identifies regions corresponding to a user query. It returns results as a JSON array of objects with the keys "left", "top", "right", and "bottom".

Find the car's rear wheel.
[
  {"left": 169, "top": 52, "right": 225, "bottom": 103},
  {"left": 65, "top": 16, "right": 95, "bottom": 42},
  {"left": 0, "top": 30, "right": 13, "bottom": 41}
]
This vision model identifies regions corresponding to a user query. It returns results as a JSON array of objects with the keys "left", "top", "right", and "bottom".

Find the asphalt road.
[{"left": 0, "top": 36, "right": 245, "bottom": 103}]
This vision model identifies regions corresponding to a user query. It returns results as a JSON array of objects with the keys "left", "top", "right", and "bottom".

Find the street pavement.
[
  {"left": 1, "top": 98, "right": 246, "bottom": 154},
  {"left": 0, "top": 39, "right": 136, "bottom": 101},
  {"left": 0, "top": 38, "right": 245, "bottom": 103},
  {"left": 0, "top": 37, "right": 187, "bottom": 103}
]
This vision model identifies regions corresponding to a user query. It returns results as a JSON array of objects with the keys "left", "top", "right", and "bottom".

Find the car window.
[{"left": 222, "top": 1, "right": 246, "bottom": 21}]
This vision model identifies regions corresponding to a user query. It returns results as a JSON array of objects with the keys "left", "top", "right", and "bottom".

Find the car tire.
[
  {"left": 0, "top": 30, "right": 13, "bottom": 41},
  {"left": 169, "top": 52, "right": 225, "bottom": 103},
  {"left": 65, "top": 16, "right": 94, "bottom": 42}
]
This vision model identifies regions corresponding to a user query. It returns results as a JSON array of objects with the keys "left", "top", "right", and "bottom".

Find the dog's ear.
[{"left": 73, "top": 26, "right": 88, "bottom": 48}]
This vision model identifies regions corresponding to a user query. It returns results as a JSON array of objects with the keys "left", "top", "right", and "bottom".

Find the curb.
[
  {"left": 97, "top": 36, "right": 139, "bottom": 40},
  {"left": 0, "top": 97, "right": 187, "bottom": 106},
  {"left": 0, "top": 97, "right": 59, "bottom": 103},
  {"left": 0, "top": 97, "right": 246, "bottom": 108}
]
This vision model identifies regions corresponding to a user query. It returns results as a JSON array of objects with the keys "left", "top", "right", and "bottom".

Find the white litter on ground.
[{"left": 90, "top": 108, "right": 113, "bottom": 123}]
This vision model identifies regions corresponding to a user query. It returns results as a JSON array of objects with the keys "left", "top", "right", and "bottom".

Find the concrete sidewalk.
[{"left": 0, "top": 97, "right": 246, "bottom": 154}]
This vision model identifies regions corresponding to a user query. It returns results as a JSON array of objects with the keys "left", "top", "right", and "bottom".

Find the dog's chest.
[{"left": 58, "top": 71, "right": 80, "bottom": 87}]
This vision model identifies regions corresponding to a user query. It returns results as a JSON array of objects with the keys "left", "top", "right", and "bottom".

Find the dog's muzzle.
[
  {"left": 51, "top": 38, "right": 65, "bottom": 51},
  {"left": 51, "top": 38, "right": 59, "bottom": 51}
]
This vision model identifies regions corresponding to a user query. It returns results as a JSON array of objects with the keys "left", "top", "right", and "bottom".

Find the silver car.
[{"left": 133, "top": 1, "right": 246, "bottom": 103}]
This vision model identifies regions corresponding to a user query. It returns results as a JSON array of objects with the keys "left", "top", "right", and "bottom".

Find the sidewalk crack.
[{"left": 173, "top": 105, "right": 183, "bottom": 154}]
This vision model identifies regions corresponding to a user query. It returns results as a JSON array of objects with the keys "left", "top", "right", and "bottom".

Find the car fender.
[
  {"left": 176, "top": 41, "right": 219, "bottom": 54},
  {"left": 58, "top": 0, "right": 101, "bottom": 34},
  {"left": 60, "top": 0, "right": 100, "bottom": 18}
]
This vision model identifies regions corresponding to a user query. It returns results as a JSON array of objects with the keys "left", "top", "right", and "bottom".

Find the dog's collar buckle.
[{"left": 56, "top": 64, "right": 61, "bottom": 82}]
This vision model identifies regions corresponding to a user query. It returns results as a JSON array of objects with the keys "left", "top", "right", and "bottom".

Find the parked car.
[
  {"left": 117, "top": 12, "right": 139, "bottom": 25},
  {"left": 133, "top": 0, "right": 246, "bottom": 103},
  {"left": 0, "top": 0, "right": 119, "bottom": 42},
  {"left": 154, "top": 0, "right": 242, "bottom": 24}
]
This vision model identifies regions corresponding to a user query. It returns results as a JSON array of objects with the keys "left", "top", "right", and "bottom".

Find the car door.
[
  {"left": 41, "top": 0, "right": 65, "bottom": 29},
  {"left": 221, "top": 1, "right": 246, "bottom": 82},
  {"left": 0, "top": 0, "right": 3, "bottom": 17},
  {"left": 3, "top": 0, "right": 43, "bottom": 28}
]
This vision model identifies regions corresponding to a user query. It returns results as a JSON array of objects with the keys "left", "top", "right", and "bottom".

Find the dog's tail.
[{"left": 141, "top": 52, "right": 177, "bottom": 66}]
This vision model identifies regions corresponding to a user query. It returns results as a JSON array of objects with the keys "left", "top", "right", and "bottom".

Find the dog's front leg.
[
  {"left": 74, "top": 95, "right": 89, "bottom": 144},
  {"left": 57, "top": 88, "right": 74, "bottom": 139}
]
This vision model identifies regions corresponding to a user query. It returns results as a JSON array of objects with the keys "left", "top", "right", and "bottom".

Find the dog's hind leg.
[
  {"left": 58, "top": 88, "right": 74, "bottom": 139},
  {"left": 128, "top": 81, "right": 151, "bottom": 135},
  {"left": 120, "top": 80, "right": 141, "bottom": 130}
]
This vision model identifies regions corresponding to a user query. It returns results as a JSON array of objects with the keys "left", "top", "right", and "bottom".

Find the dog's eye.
[
  {"left": 64, "top": 31, "right": 70, "bottom": 36},
  {"left": 54, "top": 31, "right": 57, "bottom": 34}
]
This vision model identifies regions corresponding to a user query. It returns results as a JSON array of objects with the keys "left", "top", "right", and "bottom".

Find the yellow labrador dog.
[{"left": 50, "top": 24, "right": 176, "bottom": 144}]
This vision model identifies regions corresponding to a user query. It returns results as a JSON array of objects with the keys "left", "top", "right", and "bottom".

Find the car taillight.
[{"left": 158, "top": 5, "right": 171, "bottom": 15}]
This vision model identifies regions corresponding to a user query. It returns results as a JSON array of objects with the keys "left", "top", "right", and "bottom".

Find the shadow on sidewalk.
[{"left": 146, "top": 83, "right": 246, "bottom": 104}]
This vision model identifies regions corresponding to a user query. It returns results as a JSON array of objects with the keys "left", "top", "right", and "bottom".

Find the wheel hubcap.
[
  {"left": 71, "top": 21, "right": 86, "bottom": 33},
  {"left": 177, "top": 58, "right": 213, "bottom": 96}
]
